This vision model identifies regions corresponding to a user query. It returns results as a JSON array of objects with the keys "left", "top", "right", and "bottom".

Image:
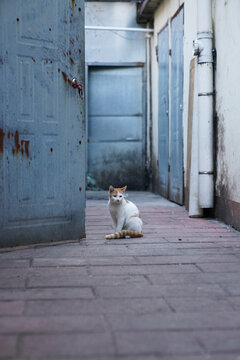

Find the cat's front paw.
[{"left": 105, "top": 234, "right": 112, "bottom": 240}]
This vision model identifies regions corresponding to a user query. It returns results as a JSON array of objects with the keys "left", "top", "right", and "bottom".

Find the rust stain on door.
[
  {"left": 14, "top": 130, "right": 21, "bottom": 154},
  {"left": 0, "top": 128, "right": 5, "bottom": 154}
]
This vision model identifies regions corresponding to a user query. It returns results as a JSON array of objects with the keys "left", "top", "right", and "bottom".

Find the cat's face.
[{"left": 109, "top": 185, "right": 127, "bottom": 205}]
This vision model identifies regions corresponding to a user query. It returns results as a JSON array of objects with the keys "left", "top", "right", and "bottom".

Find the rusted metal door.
[
  {"left": 88, "top": 66, "right": 145, "bottom": 190},
  {"left": 170, "top": 7, "right": 184, "bottom": 204},
  {"left": 158, "top": 24, "right": 169, "bottom": 198},
  {"left": 0, "top": 0, "right": 85, "bottom": 247}
]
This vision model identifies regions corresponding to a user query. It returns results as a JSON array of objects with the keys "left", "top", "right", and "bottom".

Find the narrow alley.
[{"left": 0, "top": 191, "right": 240, "bottom": 359}]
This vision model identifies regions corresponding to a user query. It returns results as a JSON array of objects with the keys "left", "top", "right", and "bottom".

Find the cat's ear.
[
  {"left": 122, "top": 185, "right": 127, "bottom": 192},
  {"left": 109, "top": 185, "right": 114, "bottom": 193}
]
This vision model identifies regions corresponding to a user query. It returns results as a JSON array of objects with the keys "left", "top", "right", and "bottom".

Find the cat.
[{"left": 105, "top": 185, "right": 143, "bottom": 240}]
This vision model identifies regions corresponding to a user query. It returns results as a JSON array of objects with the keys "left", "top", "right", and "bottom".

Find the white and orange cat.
[{"left": 105, "top": 185, "right": 143, "bottom": 240}]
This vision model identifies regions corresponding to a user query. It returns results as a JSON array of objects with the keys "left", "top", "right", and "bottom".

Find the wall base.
[{"left": 215, "top": 196, "right": 240, "bottom": 232}]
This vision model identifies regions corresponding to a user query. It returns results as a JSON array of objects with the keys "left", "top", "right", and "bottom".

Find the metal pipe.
[
  {"left": 194, "top": 0, "right": 214, "bottom": 208},
  {"left": 145, "top": 32, "right": 153, "bottom": 178},
  {"left": 85, "top": 25, "right": 154, "bottom": 33},
  {"left": 189, "top": 58, "right": 203, "bottom": 217}
]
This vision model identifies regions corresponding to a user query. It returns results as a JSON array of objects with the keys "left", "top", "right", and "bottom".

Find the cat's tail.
[{"left": 105, "top": 230, "right": 143, "bottom": 240}]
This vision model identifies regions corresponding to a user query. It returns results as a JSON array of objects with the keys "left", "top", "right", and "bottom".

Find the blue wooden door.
[
  {"left": 88, "top": 66, "right": 145, "bottom": 190},
  {"left": 170, "top": 8, "right": 184, "bottom": 204},
  {"left": 158, "top": 24, "right": 169, "bottom": 198},
  {"left": 0, "top": 0, "right": 85, "bottom": 247}
]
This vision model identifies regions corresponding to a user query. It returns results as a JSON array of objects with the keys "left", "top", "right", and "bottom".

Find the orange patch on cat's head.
[{"left": 109, "top": 185, "right": 127, "bottom": 197}]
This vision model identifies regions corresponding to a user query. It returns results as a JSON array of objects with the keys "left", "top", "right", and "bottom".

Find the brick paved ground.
[{"left": 1, "top": 191, "right": 240, "bottom": 360}]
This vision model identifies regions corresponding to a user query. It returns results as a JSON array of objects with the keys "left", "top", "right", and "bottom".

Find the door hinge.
[
  {"left": 169, "top": 49, "right": 172, "bottom": 56},
  {"left": 155, "top": 46, "right": 158, "bottom": 62},
  {"left": 212, "top": 48, "right": 217, "bottom": 67}
]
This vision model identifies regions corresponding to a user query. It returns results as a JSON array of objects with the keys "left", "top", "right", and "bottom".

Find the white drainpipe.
[
  {"left": 146, "top": 32, "right": 152, "bottom": 176},
  {"left": 193, "top": 0, "right": 214, "bottom": 208}
]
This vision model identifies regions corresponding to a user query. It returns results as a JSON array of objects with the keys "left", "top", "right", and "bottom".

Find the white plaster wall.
[
  {"left": 213, "top": 0, "right": 240, "bottom": 203},
  {"left": 151, "top": 0, "right": 197, "bottom": 191},
  {"left": 85, "top": 2, "right": 146, "bottom": 63}
]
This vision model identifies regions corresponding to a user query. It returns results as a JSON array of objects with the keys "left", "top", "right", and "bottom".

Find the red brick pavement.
[{"left": 0, "top": 195, "right": 240, "bottom": 359}]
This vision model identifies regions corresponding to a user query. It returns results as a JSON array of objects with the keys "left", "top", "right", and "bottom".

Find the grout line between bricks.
[
  {"left": 194, "top": 333, "right": 208, "bottom": 353},
  {"left": 22, "top": 299, "right": 28, "bottom": 316},
  {"left": 194, "top": 264, "right": 205, "bottom": 273},
  {"left": 91, "top": 286, "right": 99, "bottom": 299},
  {"left": 16, "top": 334, "right": 23, "bottom": 358},
  {"left": 217, "top": 283, "right": 236, "bottom": 297},
  {"left": 102, "top": 313, "right": 118, "bottom": 355},
  {"left": 143, "top": 274, "right": 153, "bottom": 285},
  {"left": 162, "top": 295, "right": 176, "bottom": 313}
]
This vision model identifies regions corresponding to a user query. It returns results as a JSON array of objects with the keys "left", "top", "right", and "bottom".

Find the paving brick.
[
  {"left": 0, "top": 259, "right": 30, "bottom": 268},
  {"left": 0, "top": 248, "right": 35, "bottom": 259},
  {"left": 0, "top": 300, "right": 24, "bottom": 315},
  {"left": 28, "top": 272, "right": 147, "bottom": 288},
  {"left": 197, "top": 262, "right": 240, "bottom": 272},
  {"left": 107, "top": 311, "right": 240, "bottom": 331},
  {"left": 148, "top": 272, "right": 240, "bottom": 285},
  {"left": 227, "top": 296, "right": 240, "bottom": 309},
  {"left": 25, "top": 357, "right": 157, "bottom": 360},
  {"left": 221, "top": 283, "right": 240, "bottom": 296},
  {"left": 33, "top": 256, "right": 139, "bottom": 267},
  {"left": 194, "top": 329, "right": 240, "bottom": 353},
  {"left": 27, "top": 267, "right": 89, "bottom": 287},
  {"left": 166, "top": 236, "right": 240, "bottom": 242},
  {"left": 0, "top": 287, "right": 94, "bottom": 300},
  {"left": 120, "top": 355, "right": 240, "bottom": 360},
  {"left": 89, "top": 264, "right": 200, "bottom": 276},
  {"left": 106, "top": 237, "right": 168, "bottom": 244},
  {"left": 79, "top": 245, "right": 187, "bottom": 257},
  {"left": 0, "top": 335, "right": 17, "bottom": 357},
  {"left": 115, "top": 331, "right": 202, "bottom": 355},
  {"left": 32, "top": 258, "right": 87, "bottom": 267},
  {"left": 32, "top": 245, "right": 85, "bottom": 258},
  {"left": 203, "top": 356, "right": 240, "bottom": 360},
  {"left": 136, "top": 254, "right": 240, "bottom": 264},
  {"left": 165, "top": 296, "right": 234, "bottom": 313},
  {"left": 120, "top": 356, "right": 240, "bottom": 360},
  {"left": 21, "top": 333, "right": 115, "bottom": 357},
  {"left": 95, "top": 283, "right": 225, "bottom": 298},
  {"left": 26, "top": 297, "right": 171, "bottom": 315},
  {"left": 0, "top": 314, "right": 106, "bottom": 334},
  {"left": 0, "top": 268, "right": 27, "bottom": 288},
  {"left": 34, "top": 357, "right": 160, "bottom": 360}
]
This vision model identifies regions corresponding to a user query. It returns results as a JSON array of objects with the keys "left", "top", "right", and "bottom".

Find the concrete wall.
[
  {"left": 213, "top": 0, "right": 240, "bottom": 229},
  {"left": 85, "top": 1, "right": 146, "bottom": 63}
]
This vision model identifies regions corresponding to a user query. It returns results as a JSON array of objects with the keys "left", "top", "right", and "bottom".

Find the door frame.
[
  {"left": 169, "top": 5, "right": 184, "bottom": 205},
  {"left": 157, "top": 22, "right": 170, "bottom": 198},
  {"left": 156, "top": 5, "right": 184, "bottom": 204}
]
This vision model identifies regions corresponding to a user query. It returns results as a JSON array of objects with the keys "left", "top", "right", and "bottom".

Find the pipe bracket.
[
  {"left": 198, "top": 92, "right": 215, "bottom": 96},
  {"left": 199, "top": 171, "right": 214, "bottom": 175}
]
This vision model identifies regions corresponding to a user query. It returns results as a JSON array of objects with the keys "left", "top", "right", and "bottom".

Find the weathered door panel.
[
  {"left": 170, "top": 8, "right": 184, "bottom": 204},
  {"left": 0, "top": 0, "right": 85, "bottom": 247},
  {"left": 158, "top": 24, "right": 169, "bottom": 198},
  {"left": 88, "top": 66, "right": 145, "bottom": 190}
]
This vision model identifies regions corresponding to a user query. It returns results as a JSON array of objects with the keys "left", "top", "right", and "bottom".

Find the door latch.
[{"left": 71, "top": 78, "right": 83, "bottom": 98}]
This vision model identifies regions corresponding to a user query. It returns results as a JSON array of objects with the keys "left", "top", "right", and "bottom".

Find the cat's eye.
[{"left": 119, "top": 195, "right": 122, "bottom": 198}]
